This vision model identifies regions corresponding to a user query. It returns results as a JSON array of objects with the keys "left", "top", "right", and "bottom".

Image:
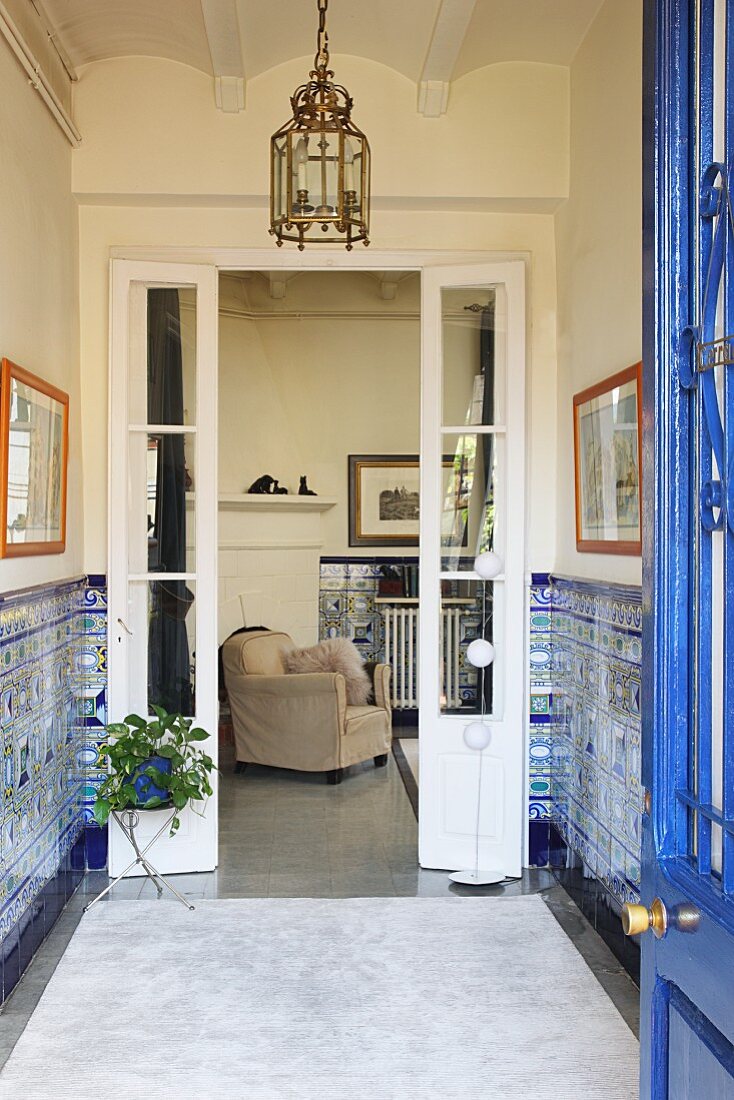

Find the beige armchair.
[{"left": 222, "top": 630, "right": 392, "bottom": 784}]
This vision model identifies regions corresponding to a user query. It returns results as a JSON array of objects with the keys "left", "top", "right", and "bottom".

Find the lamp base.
[{"left": 449, "top": 869, "right": 506, "bottom": 886}]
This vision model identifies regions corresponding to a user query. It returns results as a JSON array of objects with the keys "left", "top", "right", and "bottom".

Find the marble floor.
[{"left": 0, "top": 748, "right": 640, "bottom": 1069}]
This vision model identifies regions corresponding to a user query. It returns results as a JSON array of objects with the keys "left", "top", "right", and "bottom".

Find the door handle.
[
  {"left": 117, "top": 617, "right": 133, "bottom": 636},
  {"left": 621, "top": 897, "right": 701, "bottom": 939}
]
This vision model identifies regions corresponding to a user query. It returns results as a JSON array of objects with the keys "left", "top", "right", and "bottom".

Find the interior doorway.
[
  {"left": 107, "top": 248, "right": 527, "bottom": 885},
  {"left": 215, "top": 269, "right": 423, "bottom": 860}
]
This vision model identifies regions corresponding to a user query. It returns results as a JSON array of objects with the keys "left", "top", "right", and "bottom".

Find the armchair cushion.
[{"left": 284, "top": 638, "right": 371, "bottom": 705}]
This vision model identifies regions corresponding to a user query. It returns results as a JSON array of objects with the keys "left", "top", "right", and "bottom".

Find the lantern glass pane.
[
  {"left": 273, "top": 136, "right": 287, "bottom": 221},
  {"left": 304, "top": 128, "right": 339, "bottom": 217},
  {"left": 359, "top": 142, "right": 370, "bottom": 229}
]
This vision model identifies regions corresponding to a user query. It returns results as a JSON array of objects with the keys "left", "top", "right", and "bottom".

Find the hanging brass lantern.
[{"left": 269, "top": 0, "right": 371, "bottom": 251}]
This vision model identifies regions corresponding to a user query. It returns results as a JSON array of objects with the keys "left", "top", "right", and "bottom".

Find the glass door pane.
[
  {"left": 109, "top": 260, "right": 218, "bottom": 877},
  {"left": 419, "top": 261, "right": 525, "bottom": 876}
]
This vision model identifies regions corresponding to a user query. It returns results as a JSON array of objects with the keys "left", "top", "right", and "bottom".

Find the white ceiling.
[{"left": 41, "top": 0, "right": 604, "bottom": 80}]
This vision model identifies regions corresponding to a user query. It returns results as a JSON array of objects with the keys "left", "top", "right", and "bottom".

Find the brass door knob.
[{"left": 621, "top": 897, "right": 668, "bottom": 938}]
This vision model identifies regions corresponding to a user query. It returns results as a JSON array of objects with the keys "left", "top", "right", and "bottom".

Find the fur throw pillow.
[{"left": 284, "top": 638, "right": 372, "bottom": 706}]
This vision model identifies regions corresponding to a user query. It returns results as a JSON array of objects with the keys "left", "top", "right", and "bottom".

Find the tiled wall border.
[
  {"left": 0, "top": 577, "right": 88, "bottom": 1002},
  {"left": 527, "top": 573, "right": 552, "bottom": 866},
  {"left": 80, "top": 576, "right": 108, "bottom": 870},
  {"left": 549, "top": 574, "right": 642, "bottom": 907},
  {"left": 319, "top": 557, "right": 483, "bottom": 706}
]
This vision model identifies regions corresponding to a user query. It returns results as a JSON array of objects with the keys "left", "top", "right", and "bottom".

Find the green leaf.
[
  {"left": 186, "top": 728, "right": 210, "bottom": 742},
  {"left": 93, "top": 800, "right": 111, "bottom": 826},
  {"left": 123, "top": 713, "right": 147, "bottom": 728},
  {"left": 150, "top": 704, "right": 167, "bottom": 719},
  {"left": 172, "top": 790, "right": 188, "bottom": 810},
  {"left": 144, "top": 767, "right": 172, "bottom": 787}
]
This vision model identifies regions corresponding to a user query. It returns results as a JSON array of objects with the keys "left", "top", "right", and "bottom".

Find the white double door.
[
  {"left": 107, "top": 255, "right": 526, "bottom": 877},
  {"left": 108, "top": 261, "right": 218, "bottom": 875},
  {"left": 418, "top": 262, "right": 526, "bottom": 875}
]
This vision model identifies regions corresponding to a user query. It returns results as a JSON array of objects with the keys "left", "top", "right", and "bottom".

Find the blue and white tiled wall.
[
  {"left": 79, "top": 576, "right": 108, "bottom": 868},
  {"left": 0, "top": 578, "right": 88, "bottom": 1001},
  {"left": 528, "top": 575, "right": 553, "bottom": 859},
  {"left": 550, "top": 575, "right": 642, "bottom": 905},
  {"left": 319, "top": 557, "right": 483, "bottom": 706}
]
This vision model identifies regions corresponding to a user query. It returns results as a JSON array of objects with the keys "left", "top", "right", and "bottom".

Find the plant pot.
[{"left": 130, "top": 755, "right": 172, "bottom": 805}]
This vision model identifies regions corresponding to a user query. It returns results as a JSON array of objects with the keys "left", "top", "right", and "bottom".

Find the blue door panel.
[
  {"left": 643, "top": 0, "right": 734, "bottom": 1096},
  {"left": 668, "top": 999, "right": 734, "bottom": 1099}
]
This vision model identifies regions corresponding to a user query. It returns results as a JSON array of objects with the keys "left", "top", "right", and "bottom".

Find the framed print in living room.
[
  {"left": 0, "top": 358, "right": 69, "bottom": 557},
  {"left": 573, "top": 362, "right": 642, "bottom": 555},
  {"left": 349, "top": 454, "right": 421, "bottom": 547},
  {"left": 349, "top": 454, "right": 471, "bottom": 548}
]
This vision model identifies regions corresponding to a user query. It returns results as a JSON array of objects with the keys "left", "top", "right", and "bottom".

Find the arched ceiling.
[{"left": 41, "top": 0, "right": 605, "bottom": 114}]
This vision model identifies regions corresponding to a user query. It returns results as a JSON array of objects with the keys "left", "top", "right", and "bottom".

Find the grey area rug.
[{"left": 0, "top": 896, "right": 639, "bottom": 1100}]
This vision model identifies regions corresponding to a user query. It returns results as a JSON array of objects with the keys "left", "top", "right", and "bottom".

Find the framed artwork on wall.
[
  {"left": 0, "top": 358, "right": 69, "bottom": 557},
  {"left": 573, "top": 362, "right": 642, "bottom": 555},
  {"left": 348, "top": 454, "right": 470, "bottom": 548}
]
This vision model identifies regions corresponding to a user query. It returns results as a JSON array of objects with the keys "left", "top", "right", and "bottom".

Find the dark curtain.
[
  {"left": 479, "top": 305, "right": 495, "bottom": 712},
  {"left": 147, "top": 289, "right": 193, "bottom": 716},
  {"left": 479, "top": 304, "right": 495, "bottom": 548}
]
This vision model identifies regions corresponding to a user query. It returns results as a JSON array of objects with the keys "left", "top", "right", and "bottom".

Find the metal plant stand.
[{"left": 83, "top": 806, "right": 195, "bottom": 913}]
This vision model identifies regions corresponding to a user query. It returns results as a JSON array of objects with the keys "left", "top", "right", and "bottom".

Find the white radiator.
[{"left": 383, "top": 606, "right": 464, "bottom": 710}]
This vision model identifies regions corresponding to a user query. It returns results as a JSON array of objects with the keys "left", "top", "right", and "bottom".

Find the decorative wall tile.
[
  {"left": 319, "top": 557, "right": 483, "bottom": 706},
  {"left": 0, "top": 578, "right": 87, "bottom": 1001},
  {"left": 80, "top": 577, "right": 108, "bottom": 834},
  {"left": 550, "top": 575, "right": 642, "bottom": 906},
  {"left": 528, "top": 576, "right": 552, "bottom": 823}
]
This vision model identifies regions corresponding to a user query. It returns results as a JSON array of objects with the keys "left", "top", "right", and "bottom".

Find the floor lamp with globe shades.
[{"left": 449, "top": 550, "right": 506, "bottom": 886}]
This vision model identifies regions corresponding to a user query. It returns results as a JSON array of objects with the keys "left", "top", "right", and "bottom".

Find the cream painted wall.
[
  {"left": 78, "top": 207, "right": 558, "bottom": 574},
  {"left": 219, "top": 271, "right": 420, "bottom": 557},
  {"left": 0, "top": 41, "right": 81, "bottom": 593},
  {"left": 71, "top": 49, "right": 563, "bottom": 575},
  {"left": 72, "top": 55, "right": 569, "bottom": 205},
  {"left": 554, "top": 0, "right": 642, "bottom": 584}
]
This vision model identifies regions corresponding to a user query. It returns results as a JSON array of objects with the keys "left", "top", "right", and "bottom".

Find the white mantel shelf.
[{"left": 214, "top": 493, "right": 337, "bottom": 513}]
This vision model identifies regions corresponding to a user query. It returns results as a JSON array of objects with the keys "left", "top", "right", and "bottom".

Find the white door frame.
[
  {"left": 419, "top": 261, "right": 526, "bottom": 874},
  {"left": 107, "top": 247, "right": 530, "bottom": 870},
  {"left": 108, "top": 259, "right": 219, "bottom": 875}
]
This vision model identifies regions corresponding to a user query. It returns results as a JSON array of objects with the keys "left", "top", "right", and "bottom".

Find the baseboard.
[
  {"left": 528, "top": 820, "right": 550, "bottom": 867},
  {"left": 1, "top": 830, "right": 85, "bottom": 1005},
  {"left": 549, "top": 825, "right": 640, "bottom": 984}
]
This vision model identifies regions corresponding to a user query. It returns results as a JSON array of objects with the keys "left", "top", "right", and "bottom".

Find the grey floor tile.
[
  {"left": 392, "top": 871, "right": 455, "bottom": 897},
  {"left": 207, "top": 872, "right": 270, "bottom": 898},
  {"left": 267, "top": 873, "right": 333, "bottom": 897}
]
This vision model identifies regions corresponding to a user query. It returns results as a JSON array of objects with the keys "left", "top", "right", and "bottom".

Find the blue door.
[{"left": 639, "top": 0, "right": 734, "bottom": 1095}]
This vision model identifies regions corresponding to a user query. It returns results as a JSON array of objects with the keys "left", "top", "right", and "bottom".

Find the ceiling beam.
[
  {"left": 200, "top": 0, "right": 246, "bottom": 112},
  {"left": 417, "top": 0, "right": 477, "bottom": 118}
]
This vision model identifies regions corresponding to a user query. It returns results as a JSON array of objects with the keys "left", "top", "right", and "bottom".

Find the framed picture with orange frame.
[
  {"left": 0, "top": 358, "right": 69, "bottom": 557},
  {"left": 573, "top": 362, "right": 642, "bottom": 555}
]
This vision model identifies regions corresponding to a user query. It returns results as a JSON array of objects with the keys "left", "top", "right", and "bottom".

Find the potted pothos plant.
[{"left": 93, "top": 706, "right": 216, "bottom": 835}]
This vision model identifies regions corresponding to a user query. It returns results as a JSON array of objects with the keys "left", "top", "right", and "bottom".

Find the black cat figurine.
[
  {"left": 247, "top": 475, "right": 275, "bottom": 494},
  {"left": 272, "top": 480, "right": 288, "bottom": 494},
  {"left": 298, "top": 475, "right": 317, "bottom": 496}
]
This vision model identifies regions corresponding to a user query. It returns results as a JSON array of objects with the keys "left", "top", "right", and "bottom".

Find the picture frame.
[
  {"left": 0, "top": 358, "right": 69, "bottom": 557},
  {"left": 348, "top": 454, "right": 470, "bottom": 548},
  {"left": 573, "top": 362, "right": 642, "bottom": 555}
]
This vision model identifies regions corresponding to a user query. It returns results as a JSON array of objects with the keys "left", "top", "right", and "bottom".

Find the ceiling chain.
[{"left": 314, "top": 0, "right": 329, "bottom": 72}]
